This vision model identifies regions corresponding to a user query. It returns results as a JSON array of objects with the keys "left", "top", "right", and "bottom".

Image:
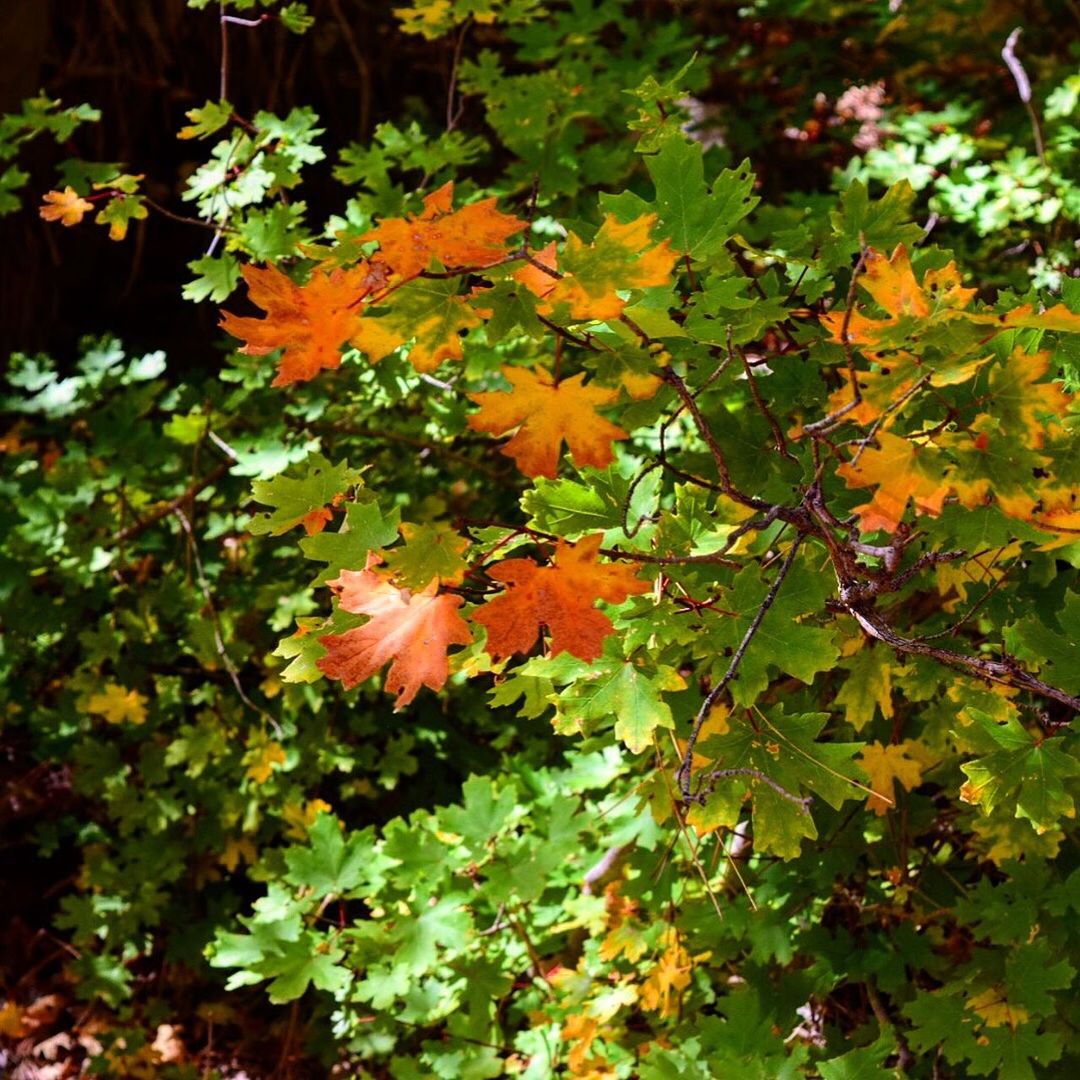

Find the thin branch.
[
  {"left": 677, "top": 534, "right": 803, "bottom": 798},
  {"left": 696, "top": 768, "right": 812, "bottom": 811},
  {"left": 112, "top": 460, "right": 232, "bottom": 544},
  {"left": 733, "top": 328, "right": 796, "bottom": 461},
  {"left": 843, "top": 602, "right": 1080, "bottom": 712},
  {"left": 173, "top": 508, "right": 282, "bottom": 735},
  {"left": 1002, "top": 27, "right": 1046, "bottom": 165}
]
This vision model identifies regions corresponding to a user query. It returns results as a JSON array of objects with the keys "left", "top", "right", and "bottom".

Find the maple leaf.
[
  {"left": 352, "top": 277, "right": 480, "bottom": 372},
  {"left": 359, "top": 180, "right": 525, "bottom": 280},
  {"left": 837, "top": 431, "right": 951, "bottom": 533},
  {"left": 973, "top": 348, "right": 1072, "bottom": 448},
  {"left": 383, "top": 521, "right": 470, "bottom": 589},
  {"left": 639, "top": 931, "right": 697, "bottom": 1017},
  {"left": 39, "top": 186, "right": 94, "bottom": 227},
  {"left": 467, "top": 366, "right": 628, "bottom": 479},
  {"left": 517, "top": 214, "right": 676, "bottom": 321},
  {"left": 822, "top": 244, "right": 975, "bottom": 346},
  {"left": 318, "top": 560, "right": 473, "bottom": 708},
  {"left": 247, "top": 455, "right": 361, "bottom": 537},
  {"left": 471, "top": 534, "right": 648, "bottom": 663},
  {"left": 244, "top": 738, "right": 286, "bottom": 783},
  {"left": 220, "top": 262, "right": 384, "bottom": 386},
  {"left": 858, "top": 740, "right": 927, "bottom": 815},
  {"left": 86, "top": 683, "right": 148, "bottom": 725}
]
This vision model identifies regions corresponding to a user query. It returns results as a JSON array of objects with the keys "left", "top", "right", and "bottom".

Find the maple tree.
[{"left": 5, "top": 2, "right": 1080, "bottom": 1078}]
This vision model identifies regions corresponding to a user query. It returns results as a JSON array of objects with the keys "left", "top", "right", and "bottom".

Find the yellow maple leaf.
[
  {"left": 0, "top": 1000, "right": 26, "bottom": 1038},
  {"left": 858, "top": 740, "right": 928, "bottom": 815},
  {"left": 967, "top": 986, "right": 1028, "bottom": 1031},
  {"left": 244, "top": 739, "right": 287, "bottom": 783},
  {"left": 837, "top": 431, "right": 951, "bottom": 533},
  {"left": 219, "top": 835, "right": 257, "bottom": 872},
  {"left": 639, "top": 931, "right": 696, "bottom": 1017},
  {"left": 467, "top": 366, "right": 628, "bottom": 479},
  {"left": 39, "top": 186, "right": 94, "bottom": 227},
  {"left": 282, "top": 797, "right": 333, "bottom": 841},
  {"left": 86, "top": 683, "right": 148, "bottom": 725}
]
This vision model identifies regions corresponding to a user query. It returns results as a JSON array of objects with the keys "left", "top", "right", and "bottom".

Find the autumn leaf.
[
  {"left": 858, "top": 740, "right": 927, "bottom": 815},
  {"left": 837, "top": 431, "right": 951, "bottom": 533},
  {"left": 318, "top": 559, "right": 473, "bottom": 708},
  {"left": 220, "top": 262, "right": 386, "bottom": 386},
  {"left": 467, "top": 366, "right": 628, "bottom": 479},
  {"left": 823, "top": 244, "right": 975, "bottom": 346},
  {"left": 639, "top": 931, "right": 697, "bottom": 1018},
  {"left": 383, "top": 521, "right": 470, "bottom": 589},
  {"left": 244, "top": 738, "right": 287, "bottom": 783},
  {"left": 86, "top": 683, "right": 148, "bottom": 725},
  {"left": 40, "top": 186, "right": 94, "bottom": 227},
  {"left": 518, "top": 214, "right": 676, "bottom": 321},
  {"left": 359, "top": 180, "right": 525, "bottom": 280},
  {"left": 352, "top": 277, "right": 480, "bottom": 372},
  {"left": 967, "top": 987, "right": 1028, "bottom": 1032},
  {"left": 471, "top": 534, "right": 648, "bottom": 663}
]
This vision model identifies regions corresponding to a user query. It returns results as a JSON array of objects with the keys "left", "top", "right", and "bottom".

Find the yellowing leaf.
[
  {"left": 858, "top": 740, "right": 927, "bottom": 815},
  {"left": 967, "top": 986, "right": 1028, "bottom": 1031},
  {"left": 837, "top": 431, "right": 951, "bottom": 533},
  {"left": 639, "top": 931, "right": 696, "bottom": 1017},
  {"left": 834, "top": 645, "right": 894, "bottom": 731},
  {"left": 39, "top": 186, "right": 93, "bottom": 227},
  {"left": 467, "top": 366, "right": 628, "bottom": 479},
  {"left": 244, "top": 739, "right": 286, "bottom": 784},
  {"left": 219, "top": 835, "right": 257, "bottom": 872},
  {"left": 519, "top": 214, "right": 676, "bottom": 322},
  {"left": 86, "top": 683, "right": 148, "bottom": 725},
  {"left": 282, "top": 798, "right": 333, "bottom": 841}
]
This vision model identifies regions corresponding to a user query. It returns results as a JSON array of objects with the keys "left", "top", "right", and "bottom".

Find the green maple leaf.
[
  {"left": 284, "top": 814, "right": 390, "bottom": 898},
  {"left": 1005, "top": 591, "right": 1080, "bottom": 694},
  {"left": 182, "top": 253, "right": 240, "bottom": 303},
  {"left": 820, "top": 178, "right": 925, "bottom": 269},
  {"left": 965, "top": 1023, "right": 1063, "bottom": 1080},
  {"left": 559, "top": 656, "right": 685, "bottom": 753},
  {"left": 273, "top": 617, "right": 326, "bottom": 683},
  {"left": 902, "top": 990, "right": 978, "bottom": 1063},
  {"left": 696, "top": 555, "right": 839, "bottom": 707},
  {"left": 392, "top": 894, "right": 472, "bottom": 974},
  {"left": 692, "top": 708, "right": 863, "bottom": 858},
  {"left": 834, "top": 645, "right": 894, "bottom": 731},
  {"left": 248, "top": 454, "right": 362, "bottom": 537},
  {"left": 817, "top": 1036, "right": 893, "bottom": 1080},
  {"left": 957, "top": 709, "right": 1080, "bottom": 833},
  {"left": 1005, "top": 940, "right": 1074, "bottom": 1016},
  {"left": 299, "top": 499, "right": 401, "bottom": 585},
  {"left": 178, "top": 99, "right": 234, "bottom": 140},
  {"left": 601, "top": 135, "right": 758, "bottom": 262},
  {"left": 263, "top": 934, "right": 351, "bottom": 1003},
  {"left": 384, "top": 521, "right": 470, "bottom": 588},
  {"left": 438, "top": 775, "right": 517, "bottom": 850}
]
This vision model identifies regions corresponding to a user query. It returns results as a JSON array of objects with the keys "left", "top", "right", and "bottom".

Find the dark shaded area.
[{"left": 0, "top": 0, "right": 449, "bottom": 365}]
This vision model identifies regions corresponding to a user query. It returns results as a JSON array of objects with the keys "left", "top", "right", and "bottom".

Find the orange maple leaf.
[
  {"left": 220, "top": 262, "right": 385, "bottom": 386},
  {"left": 822, "top": 245, "right": 976, "bottom": 346},
  {"left": 471, "top": 534, "right": 648, "bottom": 663},
  {"left": 318, "top": 561, "right": 473, "bottom": 709},
  {"left": 40, "top": 187, "right": 94, "bottom": 227},
  {"left": 467, "top": 366, "right": 628, "bottom": 479},
  {"left": 837, "top": 431, "right": 951, "bottom": 533},
  {"left": 359, "top": 180, "right": 525, "bottom": 281},
  {"left": 516, "top": 215, "right": 676, "bottom": 322}
]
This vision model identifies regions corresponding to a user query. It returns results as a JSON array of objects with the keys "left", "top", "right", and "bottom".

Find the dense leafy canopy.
[{"left": 4, "top": 1, "right": 1080, "bottom": 1078}]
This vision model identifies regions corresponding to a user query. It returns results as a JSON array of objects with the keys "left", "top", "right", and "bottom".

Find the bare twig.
[{"left": 1002, "top": 27, "right": 1046, "bottom": 166}]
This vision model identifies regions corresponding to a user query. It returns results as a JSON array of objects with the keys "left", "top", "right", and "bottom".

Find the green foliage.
[{"left": 5, "top": 1, "right": 1080, "bottom": 1077}]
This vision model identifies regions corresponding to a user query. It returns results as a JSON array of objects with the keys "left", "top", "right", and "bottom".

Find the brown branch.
[
  {"left": 842, "top": 601, "right": 1080, "bottom": 712},
  {"left": 112, "top": 460, "right": 232, "bottom": 544},
  {"left": 733, "top": 328, "right": 796, "bottom": 461}
]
